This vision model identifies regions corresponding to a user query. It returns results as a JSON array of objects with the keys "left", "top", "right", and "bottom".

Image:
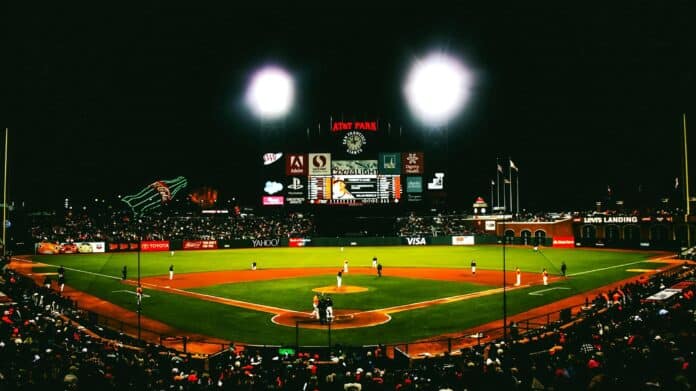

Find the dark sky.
[{"left": 4, "top": 2, "right": 694, "bottom": 212}]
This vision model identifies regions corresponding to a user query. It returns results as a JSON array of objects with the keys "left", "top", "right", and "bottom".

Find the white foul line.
[
  {"left": 529, "top": 287, "right": 571, "bottom": 296},
  {"left": 566, "top": 258, "right": 664, "bottom": 277},
  {"left": 58, "top": 266, "right": 122, "bottom": 281}
]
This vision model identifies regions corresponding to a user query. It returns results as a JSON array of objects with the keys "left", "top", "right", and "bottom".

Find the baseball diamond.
[{"left": 16, "top": 245, "right": 675, "bottom": 354}]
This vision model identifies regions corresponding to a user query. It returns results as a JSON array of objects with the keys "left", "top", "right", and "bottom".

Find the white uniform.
[
  {"left": 343, "top": 260, "right": 349, "bottom": 273},
  {"left": 337, "top": 272, "right": 342, "bottom": 288},
  {"left": 372, "top": 258, "right": 377, "bottom": 268},
  {"left": 515, "top": 269, "right": 521, "bottom": 286}
]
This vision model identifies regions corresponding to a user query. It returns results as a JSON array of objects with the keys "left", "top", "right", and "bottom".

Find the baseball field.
[{"left": 22, "top": 245, "right": 672, "bottom": 348}]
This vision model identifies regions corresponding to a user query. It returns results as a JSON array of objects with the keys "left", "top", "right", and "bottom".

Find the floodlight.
[
  {"left": 404, "top": 53, "right": 472, "bottom": 127},
  {"left": 245, "top": 66, "right": 294, "bottom": 120}
]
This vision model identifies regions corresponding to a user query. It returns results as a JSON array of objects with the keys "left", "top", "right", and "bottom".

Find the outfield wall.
[{"left": 34, "top": 234, "right": 680, "bottom": 254}]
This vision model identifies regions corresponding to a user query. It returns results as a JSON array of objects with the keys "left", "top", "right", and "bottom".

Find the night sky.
[{"left": 4, "top": 2, "right": 694, "bottom": 212}]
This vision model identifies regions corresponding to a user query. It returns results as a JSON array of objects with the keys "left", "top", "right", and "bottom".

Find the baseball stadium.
[{"left": 4, "top": 5, "right": 696, "bottom": 390}]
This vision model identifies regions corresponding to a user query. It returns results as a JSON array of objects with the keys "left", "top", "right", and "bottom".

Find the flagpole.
[
  {"left": 496, "top": 161, "right": 501, "bottom": 211},
  {"left": 2, "top": 128, "right": 7, "bottom": 257},
  {"left": 509, "top": 161, "right": 513, "bottom": 214},
  {"left": 490, "top": 180, "right": 494, "bottom": 212}
]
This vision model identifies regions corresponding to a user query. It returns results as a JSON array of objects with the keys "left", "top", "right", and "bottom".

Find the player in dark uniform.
[
  {"left": 122, "top": 265, "right": 128, "bottom": 280},
  {"left": 318, "top": 295, "right": 327, "bottom": 324},
  {"left": 377, "top": 263, "right": 383, "bottom": 277},
  {"left": 561, "top": 261, "right": 567, "bottom": 277}
]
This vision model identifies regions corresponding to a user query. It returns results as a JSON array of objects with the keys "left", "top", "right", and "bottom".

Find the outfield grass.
[{"left": 27, "top": 246, "right": 668, "bottom": 345}]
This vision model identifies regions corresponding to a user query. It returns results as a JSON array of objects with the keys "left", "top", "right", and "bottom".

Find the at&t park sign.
[
  {"left": 580, "top": 216, "right": 639, "bottom": 224},
  {"left": 331, "top": 121, "right": 378, "bottom": 132}
]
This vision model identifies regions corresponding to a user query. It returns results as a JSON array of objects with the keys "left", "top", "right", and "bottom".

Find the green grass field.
[{"left": 28, "top": 245, "right": 668, "bottom": 346}]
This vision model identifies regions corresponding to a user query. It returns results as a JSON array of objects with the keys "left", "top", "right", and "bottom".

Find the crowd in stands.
[
  {"left": 29, "top": 210, "right": 314, "bottom": 243},
  {"left": 395, "top": 213, "right": 483, "bottom": 237},
  {"left": 2, "top": 249, "right": 694, "bottom": 390}
]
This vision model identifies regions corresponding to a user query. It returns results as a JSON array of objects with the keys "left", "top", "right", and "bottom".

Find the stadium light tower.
[
  {"left": 245, "top": 65, "right": 295, "bottom": 121},
  {"left": 403, "top": 52, "right": 473, "bottom": 127}
]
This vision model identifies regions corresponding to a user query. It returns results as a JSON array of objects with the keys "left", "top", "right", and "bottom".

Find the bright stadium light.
[
  {"left": 245, "top": 66, "right": 295, "bottom": 120},
  {"left": 404, "top": 53, "right": 473, "bottom": 127}
]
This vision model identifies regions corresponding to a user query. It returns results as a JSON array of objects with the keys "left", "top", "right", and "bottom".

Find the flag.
[
  {"left": 497, "top": 164, "right": 503, "bottom": 173},
  {"left": 491, "top": 180, "right": 495, "bottom": 186},
  {"left": 607, "top": 185, "right": 612, "bottom": 195},
  {"left": 509, "top": 160, "right": 518, "bottom": 171},
  {"left": 504, "top": 179, "right": 511, "bottom": 184},
  {"left": 675, "top": 177, "right": 679, "bottom": 189},
  {"left": 122, "top": 176, "right": 188, "bottom": 216}
]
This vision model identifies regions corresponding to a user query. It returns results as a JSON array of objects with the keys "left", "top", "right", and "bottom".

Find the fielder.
[
  {"left": 337, "top": 270, "right": 343, "bottom": 288},
  {"left": 169, "top": 264, "right": 174, "bottom": 280},
  {"left": 542, "top": 268, "right": 549, "bottom": 285},
  {"left": 311, "top": 294, "right": 320, "bottom": 319},
  {"left": 514, "top": 267, "right": 521, "bottom": 286},
  {"left": 343, "top": 259, "right": 349, "bottom": 273}
]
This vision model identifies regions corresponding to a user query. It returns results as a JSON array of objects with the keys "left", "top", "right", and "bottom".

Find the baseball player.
[
  {"left": 561, "top": 261, "right": 567, "bottom": 277},
  {"left": 58, "top": 273, "right": 66, "bottom": 293},
  {"left": 169, "top": 264, "right": 174, "bottom": 280},
  {"left": 377, "top": 263, "right": 383, "bottom": 277},
  {"left": 337, "top": 270, "right": 343, "bottom": 288},
  {"left": 136, "top": 285, "right": 143, "bottom": 306},
  {"left": 372, "top": 256, "right": 378, "bottom": 268},
  {"left": 343, "top": 259, "right": 349, "bottom": 273},
  {"left": 514, "top": 267, "right": 521, "bottom": 286},
  {"left": 122, "top": 265, "right": 127, "bottom": 280},
  {"left": 542, "top": 268, "right": 549, "bottom": 285},
  {"left": 311, "top": 294, "right": 320, "bottom": 319},
  {"left": 470, "top": 260, "right": 477, "bottom": 276},
  {"left": 252, "top": 261, "right": 257, "bottom": 271},
  {"left": 325, "top": 295, "right": 334, "bottom": 323}
]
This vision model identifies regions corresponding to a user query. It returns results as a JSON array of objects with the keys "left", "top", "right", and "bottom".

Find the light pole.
[
  {"left": 137, "top": 218, "right": 142, "bottom": 341},
  {"left": 502, "top": 218, "right": 507, "bottom": 340}
]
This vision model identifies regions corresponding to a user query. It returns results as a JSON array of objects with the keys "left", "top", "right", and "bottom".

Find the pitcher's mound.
[
  {"left": 272, "top": 309, "right": 390, "bottom": 329},
  {"left": 312, "top": 285, "right": 368, "bottom": 294}
]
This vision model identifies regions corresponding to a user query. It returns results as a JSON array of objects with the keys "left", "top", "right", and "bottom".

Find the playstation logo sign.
[{"left": 287, "top": 177, "right": 304, "bottom": 190}]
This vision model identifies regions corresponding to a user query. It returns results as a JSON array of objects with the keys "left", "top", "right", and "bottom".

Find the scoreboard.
[
  {"left": 260, "top": 120, "right": 426, "bottom": 206},
  {"left": 279, "top": 154, "right": 418, "bottom": 205}
]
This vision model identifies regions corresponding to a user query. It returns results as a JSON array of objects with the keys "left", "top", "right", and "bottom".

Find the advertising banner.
[
  {"left": 141, "top": 240, "right": 170, "bottom": 252},
  {"left": 452, "top": 236, "right": 475, "bottom": 246},
  {"left": 251, "top": 238, "right": 281, "bottom": 248},
  {"left": 331, "top": 160, "right": 378, "bottom": 176},
  {"left": 183, "top": 240, "right": 218, "bottom": 250},
  {"left": 36, "top": 242, "right": 61, "bottom": 255},
  {"left": 485, "top": 221, "right": 496, "bottom": 231},
  {"left": 108, "top": 243, "right": 140, "bottom": 252},
  {"left": 406, "top": 176, "right": 422, "bottom": 193},
  {"left": 402, "top": 152, "right": 424, "bottom": 174},
  {"left": 286, "top": 154, "right": 307, "bottom": 175},
  {"left": 289, "top": 238, "right": 312, "bottom": 247},
  {"left": 76, "top": 242, "right": 106, "bottom": 253},
  {"left": 402, "top": 237, "right": 428, "bottom": 245},
  {"left": 60, "top": 243, "right": 78, "bottom": 254},
  {"left": 552, "top": 236, "right": 576, "bottom": 248},
  {"left": 378, "top": 153, "right": 401, "bottom": 175},
  {"left": 308, "top": 153, "right": 331, "bottom": 176},
  {"left": 286, "top": 177, "right": 306, "bottom": 204},
  {"left": 262, "top": 196, "right": 285, "bottom": 205}
]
